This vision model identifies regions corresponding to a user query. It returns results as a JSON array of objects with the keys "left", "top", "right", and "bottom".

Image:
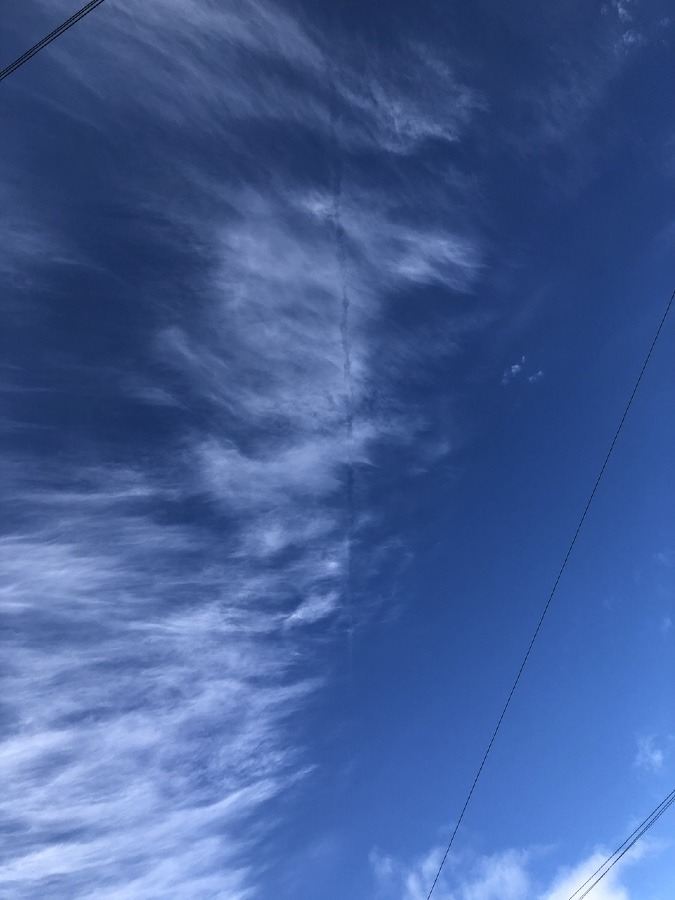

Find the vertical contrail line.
[{"left": 329, "top": 74, "right": 355, "bottom": 656}]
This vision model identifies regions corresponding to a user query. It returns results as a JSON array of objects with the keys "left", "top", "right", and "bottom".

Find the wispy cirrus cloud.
[
  {"left": 1, "top": 2, "right": 488, "bottom": 896},
  {"left": 0, "top": 469, "right": 314, "bottom": 898},
  {"left": 38, "top": 0, "right": 481, "bottom": 159}
]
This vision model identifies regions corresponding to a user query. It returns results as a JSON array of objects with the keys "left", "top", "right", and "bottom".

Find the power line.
[
  {"left": 0, "top": 0, "right": 108, "bottom": 84},
  {"left": 425, "top": 287, "right": 675, "bottom": 900},
  {"left": 568, "top": 787, "right": 675, "bottom": 899}
]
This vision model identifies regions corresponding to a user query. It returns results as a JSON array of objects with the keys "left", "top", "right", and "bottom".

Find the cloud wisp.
[
  {"left": 634, "top": 736, "right": 665, "bottom": 775},
  {"left": 370, "top": 840, "right": 654, "bottom": 900},
  {"left": 1, "top": 1, "right": 488, "bottom": 896},
  {"left": 1, "top": 467, "right": 315, "bottom": 898}
]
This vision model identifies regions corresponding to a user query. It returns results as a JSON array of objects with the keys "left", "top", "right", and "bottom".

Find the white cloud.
[
  {"left": 38, "top": 0, "right": 480, "bottom": 159},
  {"left": 372, "top": 846, "right": 534, "bottom": 900},
  {"left": 635, "top": 736, "right": 664, "bottom": 774},
  {"left": 501, "top": 357, "right": 543, "bottom": 386},
  {"left": 543, "top": 849, "right": 633, "bottom": 900},
  {"left": 0, "top": 472, "right": 317, "bottom": 897},
  {"left": 337, "top": 44, "right": 484, "bottom": 154},
  {"left": 286, "top": 590, "right": 341, "bottom": 626},
  {"left": 2, "top": 3, "right": 489, "bottom": 896},
  {"left": 501, "top": 356, "right": 526, "bottom": 385},
  {"left": 371, "top": 841, "right": 651, "bottom": 900}
]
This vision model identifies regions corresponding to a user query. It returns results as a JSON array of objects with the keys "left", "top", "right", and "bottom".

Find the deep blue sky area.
[{"left": 1, "top": 2, "right": 674, "bottom": 898}]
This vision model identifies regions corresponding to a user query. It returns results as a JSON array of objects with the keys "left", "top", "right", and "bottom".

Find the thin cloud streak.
[
  {"left": 39, "top": 0, "right": 481, "bottom": 158},
  {"left": 1, "top": 472, "right": 315, "bottom": 898},
  {"left": 2, "top": 2, "right": 488, "bottom": 896}
]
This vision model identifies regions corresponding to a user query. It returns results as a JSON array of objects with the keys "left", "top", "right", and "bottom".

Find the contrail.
[{"left": 329, "top": 76, "right": 355, "bottom": 654}]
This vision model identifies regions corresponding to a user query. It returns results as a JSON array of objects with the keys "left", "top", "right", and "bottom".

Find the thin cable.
[
  {"left": 426, "top": 287, "right": 675, "bottom": 900},
  {"left": 569, "top": 787, "right": 675, "bottom": 899},
  {"left": 0, "top": 0, "right": 108, "bottom": 83},
  {"left": 576, "top": 795, "right": 675, "bottom": 899},
  {"left": 567, "top": 787, "right": 675, "bottom": 899}
]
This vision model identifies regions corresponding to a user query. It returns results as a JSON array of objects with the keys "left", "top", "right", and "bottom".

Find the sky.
[{"left": 0, "top": 1, "right": 674, "bottom": 898}]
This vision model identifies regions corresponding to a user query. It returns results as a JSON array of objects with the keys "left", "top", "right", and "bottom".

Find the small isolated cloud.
[
  {"left": 501, "top": 356, "right": 526, "bottom": 385},
  {"left": 501, "top": 357, "right": 544, "bottom": 387},
  {"left": 635, "top": 736, "right": 664, "bottom": 774},
  {"left": 654, "top": 549, "right": 674, "bottom": 568},
  {"left": 661, "top": 617, "right": 672, "bottom": 638}
]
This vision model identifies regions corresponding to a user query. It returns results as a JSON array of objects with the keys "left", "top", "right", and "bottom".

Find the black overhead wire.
[
  {"left": 425, "top": 287, "right": 675, "bottom": 899},
  {"left": 0, "top": 0, "right": 108, "bottom": 83},
  {"left": 568, "top": 787, "right": 675, "bottom": 899}
]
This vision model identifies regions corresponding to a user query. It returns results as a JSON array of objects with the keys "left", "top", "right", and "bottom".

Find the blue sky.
[{"left": 1, "top": 1, "right": 674, "bottom": 898}]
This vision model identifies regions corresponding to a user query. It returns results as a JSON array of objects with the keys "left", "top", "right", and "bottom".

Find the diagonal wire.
[
  {"left": 0, "top": 0, "right": 108, "bottom": 83},
  {"left": 426, "top": 287, "right": 675, "bottom": 899},
  {"left": 569, "top": 787, "right": 675, "bottom": 899}
]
